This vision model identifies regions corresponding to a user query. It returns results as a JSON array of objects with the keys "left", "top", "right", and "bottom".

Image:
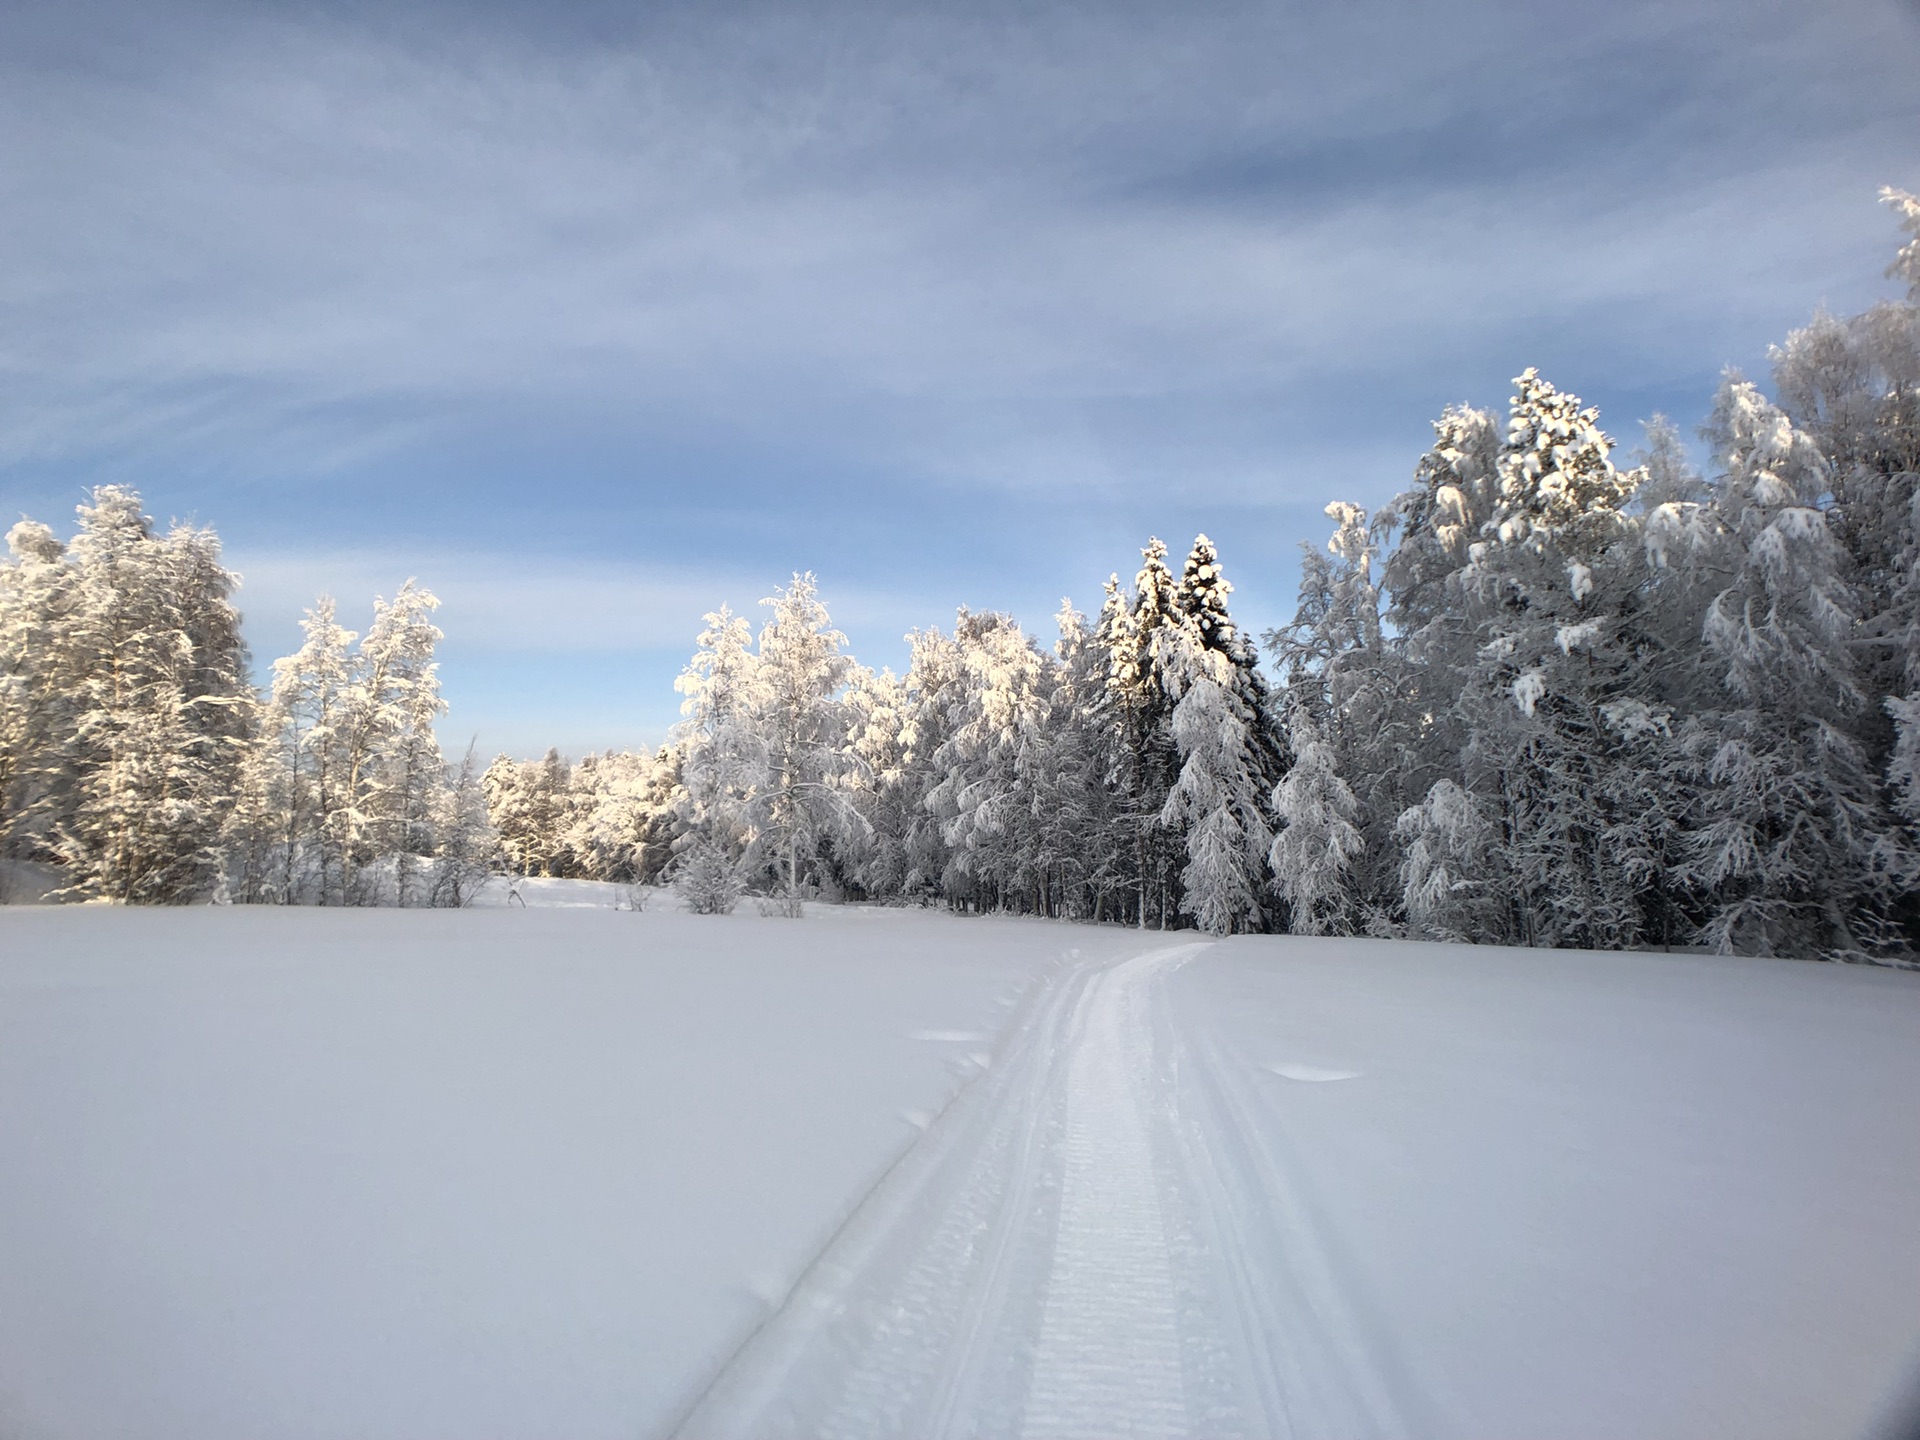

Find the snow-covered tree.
[
  {"left": 479, "top": 744, "right": 678, "bottom": 889},
  {"left": 1684, "top": 377, "right": 1910, "bottom": 957},
  {"left": 744, "top": 573, "right": 862, "bottom": 910},
  {"left": 1159, "top": 536, "right": 1278, "bottom": 935},
  {"left": 1361, "top": 373, "right": 1659, "bottom": 948},
  {"left": 891, "top": 625, "right": 966, "bottom": 901},
  {"left": 1269, "top": 711, "right": 1362, "bottom": 936},
  {"left": 1269, "top": 500, "right": 1402, "bottom": 929},
  {"left": 1396, "top": 779, "right": 1501, "bottom": 943},
  {"left": 1034, "top": 600, "right": 1130, "bottom": 920},
  {"left": 671, "top": 604, "right": 760, "bottom": 872},
  {"left": 431, "top": 742, "right": 498, "bottom": 906},
  {"left": 1447, "top": 370, "right": 1652, "bottom": 949},
  {"left": 927, "top": 609, "right": 1051, "bottom": 913},
  {"left": 340, "top": 581, "right": 448, "bottom": 905},
  {"left": 236, "top": 583, "right": 467, "bottom": 907},
  {"left": 0, "top": 520, "right": 72, "bottom": 866},
  {"left": 668, "top": 575, "right": 861, "bottom": 911},
  {"left": 45, "top": 490, "right": 254, "bottom": 903},
  {"left": 839, "top": 663, "right": 913, "bottom": 899},
  {"left": 1770, "top": 199, "right": 1920, "bottom": 726},
  {"left": 483, "top": 748, "right": 577, "bottom": 879},
  {"left": 1887, "top": 186, "right": 1920, "bottom": 300},
  {"left": 1097, "top": 543, "right": 1187, "bottom": 927},
  {"left": 564, "top": 748, "right": 678, "bottom": 884},
  {"left": 240, "top": 597, "right": 357, "bottom": 902},
  {"left": 675, "top": 835, "right": 747, "bottom": 914}
]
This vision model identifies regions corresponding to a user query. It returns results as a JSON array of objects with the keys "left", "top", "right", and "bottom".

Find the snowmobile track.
[{"left": 668, "top": 942, "right": 1423, "bottom": 1439}]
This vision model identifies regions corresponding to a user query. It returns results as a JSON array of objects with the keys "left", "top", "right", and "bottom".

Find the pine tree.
[
  {"left": 1269, "top": 709, "right": 1362, "bottom": 936},
  {"left": 669, "top": 576, "right": 861, "bottom": 912},
  {"left": 894, "top": 625, "right": 966, "bottom": 900},
  {"left": 927, "top": 609, "right": 1051, "bottom": 913},
  {"left": 561, "top": 748, "right": 677, "bottom": 884},
  {"left": 1396, "top": 779, "right": 1501, "bottom": 943},
  {"left": 675, "top": 836, "right": 747, "bottom": 914},
  {"left": 746, "top": 573, "right": 861, "bottom": 911},
  {"left": 1159, "top": 535, "right": 1278, "bottom": 934},
  {"left": 1685, "top": 377, "right": 1910, "bottom": 956},
  {"left": 840, "top": 664, "right": 912, "bottom": 900},
  {"left": 340, "top": 581, "right": 448, "bottom": 904},
  {"left": 1175, "top": 533, "right": 1286, "bottom": 784},
  {"left": 1269, "top": 501, "right": 1400, "bottom": 929},
  {"left": 1101, "top": 542, "right": 1185, "bottom": 927},
  {"left": 1769, "top": 191, "right": 1920, "bottom": 740},
  {"left": 1035, "top": 600, "right": 1127, "bottom": 920},
  {"left": 48, "top": 490, "right": 254, "bottom": 903},
  {"left": 0, "top": 520, "right": 71, "bottom": 868},
  {"left": 1450, "top": 370, "right": 1650, "bottom": 948},
  {"left": 671, "top": 604, "right": 760, "bottom": 876},
  {"left": 430, "top": 741, "right": 498, "bottom": 906},
  {"left": 1359, "top": 409, "right": 1509, "bottom": 929},
  {"left": 250, "top": 597, "right": 358, "bottom": 903}
]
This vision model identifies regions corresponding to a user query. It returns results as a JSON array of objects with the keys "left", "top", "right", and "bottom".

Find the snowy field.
[{"left": 2, "top": 901, "right": 1919, "bottom": 1439}]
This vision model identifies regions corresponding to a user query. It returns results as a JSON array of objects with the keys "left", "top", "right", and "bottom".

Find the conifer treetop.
[
  {"left": 1883, "top": 187, "right": 1920, "bottom": 301},
  {"left": 1489, "top": 369, "right": 1639, "bottom": 550}
]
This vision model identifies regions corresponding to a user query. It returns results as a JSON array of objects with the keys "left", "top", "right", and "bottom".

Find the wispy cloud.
[
  {"left": 229, "top": 546, "right": 931, "bottom": 657},
  {"left": 228, "top": 541, "right": 956, "bottom": 754},
  {"left": 4, "top": 0, "right": 1917, "bottom": 749},
  {"left": 4, "top": 1, "right": 1914, "bottom": 486}
]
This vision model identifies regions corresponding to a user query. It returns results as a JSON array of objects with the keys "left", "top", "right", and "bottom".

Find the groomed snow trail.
[{"left": 670, "top": 944, "right": 1416, "bottom": 1440}]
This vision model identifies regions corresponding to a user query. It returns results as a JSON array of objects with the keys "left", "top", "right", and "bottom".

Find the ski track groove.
[
  {"left": 1023, "top": 949, "right": 1197, "bottom": 1439},
  {"left": 1175, "top": 1022, "right": 1416, "bottom": 1439},
  {"left": 668, "top": 941, "right": 1424, "bottom": 1440}
]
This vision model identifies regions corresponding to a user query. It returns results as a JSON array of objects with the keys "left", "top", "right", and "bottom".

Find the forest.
[{"left": 4, "top": 190, "right": 1918, "bottom": 962}]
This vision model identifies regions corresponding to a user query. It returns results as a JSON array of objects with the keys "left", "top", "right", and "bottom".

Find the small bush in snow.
[{"left": 675, "top": 842, "right": 745, "bottom": 915}]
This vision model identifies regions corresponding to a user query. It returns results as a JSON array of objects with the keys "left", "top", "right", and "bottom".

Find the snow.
[
  {"left": 467, "top": 874, "right": 652, "bottom": 908},
  {"left": 3, "top": 909, "right": 1919, "bottom": 1439},
  {"left": 1178, "top": 938, "right": 1920, "bottom": 1440},
  {"left": 0, "top": 905, "right": 1134, "bottom": 1440}
]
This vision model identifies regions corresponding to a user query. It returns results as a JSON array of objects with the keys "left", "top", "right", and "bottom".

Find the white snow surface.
[{"left": 2, "top": 909, "right": 1918, "bottom": 1440}]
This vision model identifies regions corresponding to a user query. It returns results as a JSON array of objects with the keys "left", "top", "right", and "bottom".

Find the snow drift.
[{"left": 2, "top": 905, "right": 1917, "bottom": 1439}]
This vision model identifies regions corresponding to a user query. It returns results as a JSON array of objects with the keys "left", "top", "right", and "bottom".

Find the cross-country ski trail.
[{"left": 669, "top": 943, "right": 1425, "bottom": 1439}]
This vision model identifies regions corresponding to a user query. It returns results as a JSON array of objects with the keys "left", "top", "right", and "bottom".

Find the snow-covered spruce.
[{"left": 8, "top": 192, "right": 1920, "bottom": 958}]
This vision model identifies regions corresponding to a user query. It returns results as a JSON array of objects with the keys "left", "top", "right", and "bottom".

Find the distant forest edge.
[{"left": 4, "top": 190, "right": 1920, "bottom": 962}]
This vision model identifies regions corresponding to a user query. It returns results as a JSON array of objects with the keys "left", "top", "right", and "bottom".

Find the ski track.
[
  {"left": 1022, "top": 949, "right": 1192, "bottom": 1440},
  {"left": 669, "top": 943, "right": 1418, "bottom": 1440}
]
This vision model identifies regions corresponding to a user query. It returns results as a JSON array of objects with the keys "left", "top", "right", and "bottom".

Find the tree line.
[
  {"left": 3, "top": 189, "right": 1918, "bottom": 958},
  {"left": 0, "top": 493, "right": 489, "bottom": 906}
]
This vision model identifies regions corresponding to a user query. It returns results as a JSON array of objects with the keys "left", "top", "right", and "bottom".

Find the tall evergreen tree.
[
  {"left": 894, "top": 625, "right": 966, "bottom": 901},
  {"left": 671, "top": 603, "right": 761, "bottom": 889},
  {"left": 1686, "top": 378, "right": 1910, "bottom": 956},
  {"left": 0, "top": 520, "right": 72, "bottom": 869},
  {"left": 1270, "top": 710, "right": 1362, "bottom": 936},
  {"left": 48, "top": 490, "right": 254, "bottom": 903},
  {"left": 927, "top": 609, "right": 1050, "bottom": 913},
  {"left": 340, "top": 581, "right": 448, "bottom": 904},
  {"left": 747, "top": 573, "right": 862, "bottom": 910},
  {"left": 1160, "top": 535, "right": 1278, "bottom": 935},
  {"left": 245, "top": 597, "right": 357, "bottom": 903},
  {"left": 1038, "top": 600, "right": 1128, "bottom": 920},
  {"left": 1101, "top": 542, "right": 1184, "bottom": 927},
  {"left": 1270, "top": 501, "right": 1399, "bottom": 930}
]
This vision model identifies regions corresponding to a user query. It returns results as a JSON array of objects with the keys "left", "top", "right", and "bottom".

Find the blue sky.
[{"left": 3, "top": 0, "right": 1918, "bottom": 757}]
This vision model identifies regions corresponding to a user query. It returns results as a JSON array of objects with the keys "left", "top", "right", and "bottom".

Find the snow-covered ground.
[
  {"left": 2, "top": 906, "right": 1918, "bottom": 1439},
  {"left": 466, "top": 874, "right": 657, "bottom": 909}
]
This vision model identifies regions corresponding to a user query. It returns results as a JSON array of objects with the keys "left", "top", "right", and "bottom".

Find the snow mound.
[{"left": 1264, "top": 1061, "right": 1363, "bottom": 1082}]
